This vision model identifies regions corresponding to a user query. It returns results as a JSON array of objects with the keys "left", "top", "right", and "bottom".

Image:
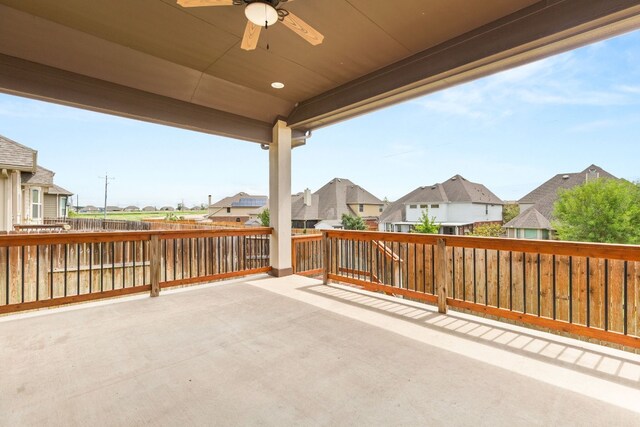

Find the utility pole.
[{"left": 99, "top": 173, "right": 115, "bottom": 220}]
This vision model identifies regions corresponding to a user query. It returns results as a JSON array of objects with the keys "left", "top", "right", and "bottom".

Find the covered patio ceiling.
[{"left": 1, "top": 0, "right": 640, "bottom": 144}]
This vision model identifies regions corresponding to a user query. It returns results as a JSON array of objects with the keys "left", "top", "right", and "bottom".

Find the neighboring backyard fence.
[
  {"left": 43, "top": 217, "right": 227, "bottom": 231},
  {"left": 322, "top": 230, "right": 640, "bottom": 350},
  {"left": 0, "top": 228, "right": 271, "bottom": 315}
]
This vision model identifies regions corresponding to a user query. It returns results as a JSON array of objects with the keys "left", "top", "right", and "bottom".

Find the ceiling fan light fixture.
[
  {"left": 245, "top": 2, "right": 278, "bottom": 27},
  {"left": 271, "top": 82, "right": 285, "bottom": 89}
]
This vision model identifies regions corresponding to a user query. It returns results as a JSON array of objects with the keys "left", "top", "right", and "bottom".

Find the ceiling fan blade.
[
  {"left": 281, "top": 12, "right": 324, "bottom": 46},
  {"left": 176, "top": 0, "right": 234, "bottom": 7},
  {"left": 241, "top": 21, "right": 262, "bottom": 51}
]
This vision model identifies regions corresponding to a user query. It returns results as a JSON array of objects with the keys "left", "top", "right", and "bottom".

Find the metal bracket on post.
[
  {"left": 436, "top": 238, "right": 447, "bottom": 313},
  {"left": 150, "top": 235, "right": 160, "bottom": 297}
]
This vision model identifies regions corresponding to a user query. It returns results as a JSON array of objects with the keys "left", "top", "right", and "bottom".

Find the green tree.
[
  {"left": 258, "top": 208, "right": 270, "bottom": 227},
  {"left": 503, "top": 203, "right": 520, "bottom": 224},
  {"left": 341, "top": 213, "right": 367, "bottom": 230},
  {"left": 469, "top": 223, "right": 504, "bottom": 237},
  {"left": 412, "top": 210, "right": 439, "bottom": 234},
  {"left": 553, "top": 179, "right": 640, "bottom": 244}
]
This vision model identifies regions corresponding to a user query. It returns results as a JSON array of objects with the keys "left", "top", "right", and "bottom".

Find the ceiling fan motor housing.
[{"left": 236, "top": 0, "right": 286, "bottom": 6}]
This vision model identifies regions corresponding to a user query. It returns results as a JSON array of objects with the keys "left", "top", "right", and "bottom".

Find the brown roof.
[
  {"left": 21, "top": 166, "right": 54, "bottom": 186},
  {"left": 506, "top": 164, "right": 617, "bottom": 229},
  {"left": 210, "top": 192, "right": 267, "bottom": 208},
  {"left": 380, "top": 175, "right": 503, "bottom": 223},
  {"left": 0, "top": 134, "right": 36, "bottom": 171},
  {"left": 292, "top": 178, "right": 383, "bottom": 221}
]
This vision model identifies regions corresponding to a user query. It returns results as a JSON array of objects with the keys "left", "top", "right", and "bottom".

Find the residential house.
[
  {"left": 142, "top": 206, "right": 157, "bottom": 212},
  {"left": 0, "top": 135, "right": 73, "bottom": 231},
  {"left": 80, "top": 205, "right": 100, "bottom": 213},
  {"left": 379, "top": 175, "right": 503, "bottom": 234},
  {"left": 124, "top": 205, "right": 140, "bottom": 212},
  {"left": 291, "top": 178, "right": 384, "bottom": 229},
  {"left": 208, "top": 192, "right": 267, "bottom": 223},
  {"left": 504, "top": 165, "right": 616, "bottom": 240}
]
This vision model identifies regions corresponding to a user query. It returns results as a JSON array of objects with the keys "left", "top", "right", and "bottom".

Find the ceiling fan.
[{"left": 177, "top": 0, "right": 324, "bottom": 51}]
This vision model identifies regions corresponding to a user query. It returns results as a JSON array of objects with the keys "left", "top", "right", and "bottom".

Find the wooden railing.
[
  {"left": 0, "top": 228, "right": 271, "bottom": 315},
  {"left": 291, "top": 234, "right": 323, "bottom": 276},
  {"left": 323, "top": 230, "right": 640, "bottom": 349}
]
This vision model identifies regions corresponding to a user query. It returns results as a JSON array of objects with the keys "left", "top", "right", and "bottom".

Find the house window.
[
  {"left": 379, "top": 206, "right": 383, "bottom": 212},
  {"left": 524, "top": 229, "right": 538, "bottom": 239},
  {"left": 31, "top": 188, "right": 42, "bottom": 220},
  {"left": 420, "top": 204, "right": 428, "bottom": 209},
  {"left": 358, "top": 204, "right": 364, "bottom": 212},
  {"left": 485, "top": 205, "right": 489, "bottom": 214},
  {"left": 59, "top": 196, "right": 68, "bottom": 218},
  {"left": 431, "top": 204, "right": 439, "bottom": 209},
  {"left": 226, "top": 207, "right": 231, "bottom": 213},
  {"left": 409, "top": 204, "right": 417, "bottom": 209}
]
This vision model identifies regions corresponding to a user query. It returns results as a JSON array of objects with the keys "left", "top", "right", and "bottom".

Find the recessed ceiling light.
[{"left": 271, "top": 82, "right": 285, "bottom": 89}]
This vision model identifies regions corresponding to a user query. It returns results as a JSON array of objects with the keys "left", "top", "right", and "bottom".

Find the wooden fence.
[
  {"left": 323, "top": 230, "right": 640, "bottom": 349},
  {"left": 43, "top": 217, "right": 225, "bottom": 231},
  {"left": 44, "top": 217, "right": 151, "bottom": 231},
  {"left": 0, "top": 228, "right": 271, "bottom": 315},
  {"left": 291, "top": 234, "right": 323, "bottom": 276}
]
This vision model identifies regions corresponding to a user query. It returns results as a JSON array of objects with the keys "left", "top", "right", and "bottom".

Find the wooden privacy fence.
[
  {"left": 0, "top": 228, "right": 271, "bottom": 315},
  {"left": 291, "top": 234, "right": 323, "bottom": 276},
  {"left": 44, "top": 217, "right": 225, "bottom": 231},
  {"left": 323, "top": 230, "right": 640, "bottom": 349},
  {"left": 44, "top": 217, "right": 152, "bottom": 231}
]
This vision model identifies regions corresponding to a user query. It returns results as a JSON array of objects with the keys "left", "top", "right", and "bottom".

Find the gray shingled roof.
[
  {"left": 47, "top": 184, "right": 73, "bottom": 196},
  {"left": 21, "top": 166, "right": 54, "bottom": 186},
  {"left": 507, "top": 164, "right": 617, "bottom": 230},
  {"left": 291, "top": 178, "right": 382, "bottom": 221},
  {"left": 380, "top": 175, "right": 503, "bottom": 223},
  {"left": 0, "top": 134, "right": 36, "bottom": 171},
  {"left": 504, "top": 207, "right": 552, "bottom": 229}
]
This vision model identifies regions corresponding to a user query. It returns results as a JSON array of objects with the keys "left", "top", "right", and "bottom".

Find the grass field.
[{"left": 72, "top": 210, "right": 208, "bottom": 221}]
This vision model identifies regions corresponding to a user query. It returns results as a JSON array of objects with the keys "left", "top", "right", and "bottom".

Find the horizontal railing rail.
[
  {"left": 323, "top": 230, "right": 640, "bottom": 350},
  {"left": 0, "top": 228, "right": 272, "bottom": 315},
  {"left": 291, "top": 234, "right": 323, "bottom": 276}
]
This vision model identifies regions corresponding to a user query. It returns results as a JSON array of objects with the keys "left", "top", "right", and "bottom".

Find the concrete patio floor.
[{"left": 2, "top": 274, "right": 640, "bottom": 426}]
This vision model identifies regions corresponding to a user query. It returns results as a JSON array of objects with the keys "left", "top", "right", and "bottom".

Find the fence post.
[
  {"left": 436, "top": 238, "right": 447, "bottom": 313},
  {"left": 150, "top": 234, "right": 160, "bottom": 297},
  {"left": 323, "top": 232, "right": 329, "bottom": 285}
]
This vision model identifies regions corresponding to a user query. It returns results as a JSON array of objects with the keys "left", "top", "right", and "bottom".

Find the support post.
[
  {"left": 269, "top": 120, "right": 293, "bottom": 277},
  {"left": 323, "top": 232, "right": 329, "bottom": 285},
  {"left": 436, "top": 238, "right": 447, "bottom": 313},
  {"left": 150, "top": 235, "right": 160, "bottom": 297}
]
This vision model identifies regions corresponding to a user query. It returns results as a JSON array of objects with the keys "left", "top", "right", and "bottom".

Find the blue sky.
[{"left": 1, "top": 30, "right": 639, "bottom": 208}]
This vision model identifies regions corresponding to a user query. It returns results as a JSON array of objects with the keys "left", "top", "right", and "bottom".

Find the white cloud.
[{"left": 411, "top": 48, "right": 639, "bottom": 121}]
